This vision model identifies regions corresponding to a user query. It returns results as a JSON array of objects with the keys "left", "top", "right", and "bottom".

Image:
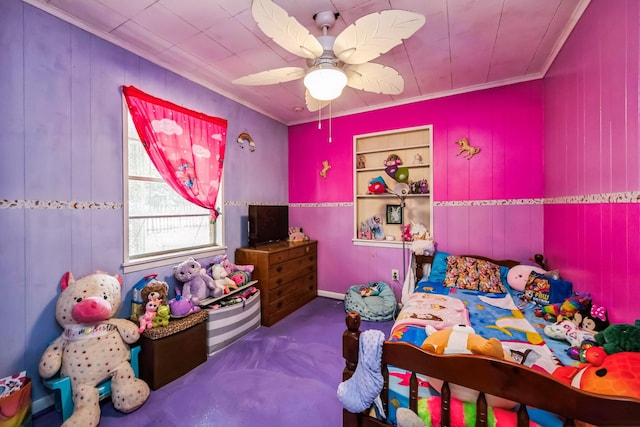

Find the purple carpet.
[{"left": 33, "top": 297, "right": 394, "bottom": 427}]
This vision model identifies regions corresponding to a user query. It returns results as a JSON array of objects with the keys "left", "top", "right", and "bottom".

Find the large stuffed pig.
[{"left": 39, "top": 272, "right": 150, "bottom": 427}]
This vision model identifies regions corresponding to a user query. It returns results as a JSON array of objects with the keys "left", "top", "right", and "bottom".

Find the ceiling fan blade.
[
  {"left": 334, "top": 10, "right": 425, "bottom": 65},
  {"left": 345, "top": 63, "right": 404, "bottom": 95},
  {"left": 305, "top": 90, "right": 330, "bottom": 112},
  {"left": 233, "top": 67, "right": 306, "bottom": 86},
  {"left": 252, "top": 0, "right": 324, "bottom": 60}
]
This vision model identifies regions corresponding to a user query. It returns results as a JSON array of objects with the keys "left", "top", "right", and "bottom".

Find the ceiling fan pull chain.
[{"left": 328, "top": 101, "right": 332, "bottom": 143}]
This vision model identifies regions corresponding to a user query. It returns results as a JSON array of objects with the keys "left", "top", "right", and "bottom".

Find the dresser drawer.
[
  {"left": 267, "top": 270, "right": 314, "bottom": 299},
  {"left": 269, "top": 273, "right": 318, "bottom": 322},
  {"left": 268, "top": 254, "right": 316, "bottom": 285}
]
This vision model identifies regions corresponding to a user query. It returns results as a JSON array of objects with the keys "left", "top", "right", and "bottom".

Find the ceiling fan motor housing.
[{"left": 313, "top": 10, "right": 339, "bottom": 30}]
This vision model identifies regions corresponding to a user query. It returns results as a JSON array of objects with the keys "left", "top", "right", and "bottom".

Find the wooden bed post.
[
  {"left": 343, "top": 311, "right": 362, "bottom": 427},
  {"left": 343, "top": 311, "right": 361, "bottom": 380}
]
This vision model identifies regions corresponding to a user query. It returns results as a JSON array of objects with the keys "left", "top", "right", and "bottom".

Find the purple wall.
[
  {"left": 543, "top": 0, "right": 640, "bottom": 324},
  {"left": 0, "top": 0, "right": 288, "bottom": 405},
  {"left": 289, "top": 82, "right": 544, "bottom": 297}
]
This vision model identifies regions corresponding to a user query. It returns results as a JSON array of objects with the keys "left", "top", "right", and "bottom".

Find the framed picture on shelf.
[{"left": 386, "top": 204, "right": 402, "bottom": 225}]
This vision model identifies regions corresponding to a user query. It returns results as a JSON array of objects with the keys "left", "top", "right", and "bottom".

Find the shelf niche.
[{"left": 353, "top": 125, "right": 433, "bottom": 247}]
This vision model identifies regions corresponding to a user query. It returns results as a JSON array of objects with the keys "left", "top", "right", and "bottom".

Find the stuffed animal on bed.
[
  {"left": 506, "top": 264, "right": 548, "bottom": 292},
  {"left": 38, "top": 271, "right": 150, "bottom": 427},
  {"left": 552, "top": 351, "right": 640, "bottom": 399},
  {"left": 594, "top": 320, "right": 640, "bottom": 354},
  {"left": 534, "top": 293, "right": 591, "bottom": 322},
  {"left": 421, "top": 325, "right": 517, "bottom": 409}
]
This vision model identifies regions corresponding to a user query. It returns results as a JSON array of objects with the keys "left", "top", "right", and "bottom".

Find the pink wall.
[
  {"left": 543, "top": 0, "right": 640, "bottom": 324},
  {"left": 289, "top": 82, "right": 544, "bottom": 298}
]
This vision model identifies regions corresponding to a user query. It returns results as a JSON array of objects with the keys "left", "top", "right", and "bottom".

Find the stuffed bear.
[
  {"left": 209, "top": 263, "right": 236, "bottom": 295},
  {"left": 38, "top": 272, "right": 150, "bottom": 427},
  {"left": 138, "top": 279, "right": 169, "bottom": 318},
  {"left": 174, "top": 257, "right": 218, "bottom": 303}
]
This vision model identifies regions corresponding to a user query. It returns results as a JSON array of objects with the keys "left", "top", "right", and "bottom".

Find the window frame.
[{"left": 122, "top": 99, "right": 225, "bottom": 273}]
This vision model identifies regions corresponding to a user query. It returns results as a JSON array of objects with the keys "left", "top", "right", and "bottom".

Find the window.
[{"left": 124, "top": 112, "right": 221, "bottom": 264}]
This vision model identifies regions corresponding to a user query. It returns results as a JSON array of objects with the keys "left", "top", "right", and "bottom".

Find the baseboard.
[
  {"left": 318, "top": 290, "right": 344, "bottom": 300},
  {"left": 32, "top": 394, "right": 55, "bottom": 415}
]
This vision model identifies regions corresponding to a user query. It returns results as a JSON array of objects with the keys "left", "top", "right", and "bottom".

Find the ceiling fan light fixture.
[{"left": 303, "top": 64, "right": 348, "bottom": 101}]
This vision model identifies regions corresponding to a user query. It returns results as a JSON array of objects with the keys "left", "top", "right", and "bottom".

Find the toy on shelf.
[
  {"left": 138, "top": 296, "right": 160, "bottom": 333},
  {"left": 38, "top": 271, "right": 150, "bottom": 426},
  {"left": 210, "top": 263, "right": 237, "bottom": 294},
  {"left": 169, "top": 287, "right": 201, "bottom": 318},
  {"left": 400, "top": 223, "right": 411, "bottom": 241},
  {"left": 208, "top": 254, "right": 254, "bottom": 276},
  {"left": 367, "top": 176, "right": 388, "bottom": 194},
  {"left": 152, "top": 305, "right": 170, "bottom": 328},
  {"left": 288, "top": 226, "right": 308, "bottom": 242},
  {"left": 174, "top": 257, "right": 219, "bottom": 303}
]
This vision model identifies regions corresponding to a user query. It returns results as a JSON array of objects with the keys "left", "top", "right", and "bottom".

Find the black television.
[{"left": 248, "top": 205, "right": 289, "bottom": 247}]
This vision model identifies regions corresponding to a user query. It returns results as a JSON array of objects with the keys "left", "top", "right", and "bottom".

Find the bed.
[{"left": 342, "top": 254, "right": 640, "bottom": 427}]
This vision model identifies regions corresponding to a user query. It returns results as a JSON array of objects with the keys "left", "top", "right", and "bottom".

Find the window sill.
[{"left": 122, "top": 246, "right": 227, "bottom": 274}]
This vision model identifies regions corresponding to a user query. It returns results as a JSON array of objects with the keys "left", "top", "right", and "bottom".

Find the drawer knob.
[
  {"left": 276, "top": 266, "right": 283, "bottom": 273},
  {"left": 277, "top": 301, "right": 283, "bottom": 309},
  {"left": 277, "top": 278, "right": 283, "bottom": 285}
]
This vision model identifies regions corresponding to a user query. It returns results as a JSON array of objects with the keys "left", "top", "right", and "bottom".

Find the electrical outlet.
[{"left": 391, "top": 269, "right": 399, "bottom": 281}]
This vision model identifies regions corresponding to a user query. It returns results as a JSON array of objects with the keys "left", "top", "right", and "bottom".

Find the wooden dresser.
[{"left": 235, "top": 240, "right": 317, "bottom": 326}]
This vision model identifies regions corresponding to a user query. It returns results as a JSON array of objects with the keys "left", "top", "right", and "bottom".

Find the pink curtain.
[{"left": 123, "top": 86, "right": 227, "bottom": 220}]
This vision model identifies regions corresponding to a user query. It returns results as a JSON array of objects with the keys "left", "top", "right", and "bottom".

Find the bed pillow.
[
  {"left": 522, "top": 271, "right": 573, "bottom": 305},
  {"left": 427, "top": 251, "right": 450, "bottom": 283},
  {"left": 443, "top": 256, "right": 506, "bottom": 293}
]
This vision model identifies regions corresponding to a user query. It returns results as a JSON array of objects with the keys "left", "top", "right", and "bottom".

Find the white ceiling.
[{"left": 24, "top": 0, "right": 590, "bottom": 125}]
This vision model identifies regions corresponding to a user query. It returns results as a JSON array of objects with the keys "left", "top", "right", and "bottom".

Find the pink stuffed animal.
[
  {"left": 209, "top": 254, "right": 254, "bottom": 276},
  {"left": 138, "top": 296, "right": 160, "bottom": 333}
]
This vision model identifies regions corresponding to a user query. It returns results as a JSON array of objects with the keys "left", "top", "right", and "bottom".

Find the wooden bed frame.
[{"left": 342, "top": 255, "right": 640, "bottom": 427}]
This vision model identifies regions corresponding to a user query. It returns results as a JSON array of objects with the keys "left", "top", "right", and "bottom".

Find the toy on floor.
[
  {"left": 594, "top": 320, "right": 640, "bottom": 354},
  {"left": 174, "top": 257, "right": 219, "bottom": 303},
  {"left": 38, "top": 272, "right": 150, "bottom": 427}
]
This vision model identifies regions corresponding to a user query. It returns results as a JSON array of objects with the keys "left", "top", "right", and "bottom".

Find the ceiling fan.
[{"left": 233, "top": 0, "right": 425, "bottom": 112}]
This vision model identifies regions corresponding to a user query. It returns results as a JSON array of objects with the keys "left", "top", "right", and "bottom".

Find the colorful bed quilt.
[{"left": 384, "top": 279, "right": 573, "bottom": 426}]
